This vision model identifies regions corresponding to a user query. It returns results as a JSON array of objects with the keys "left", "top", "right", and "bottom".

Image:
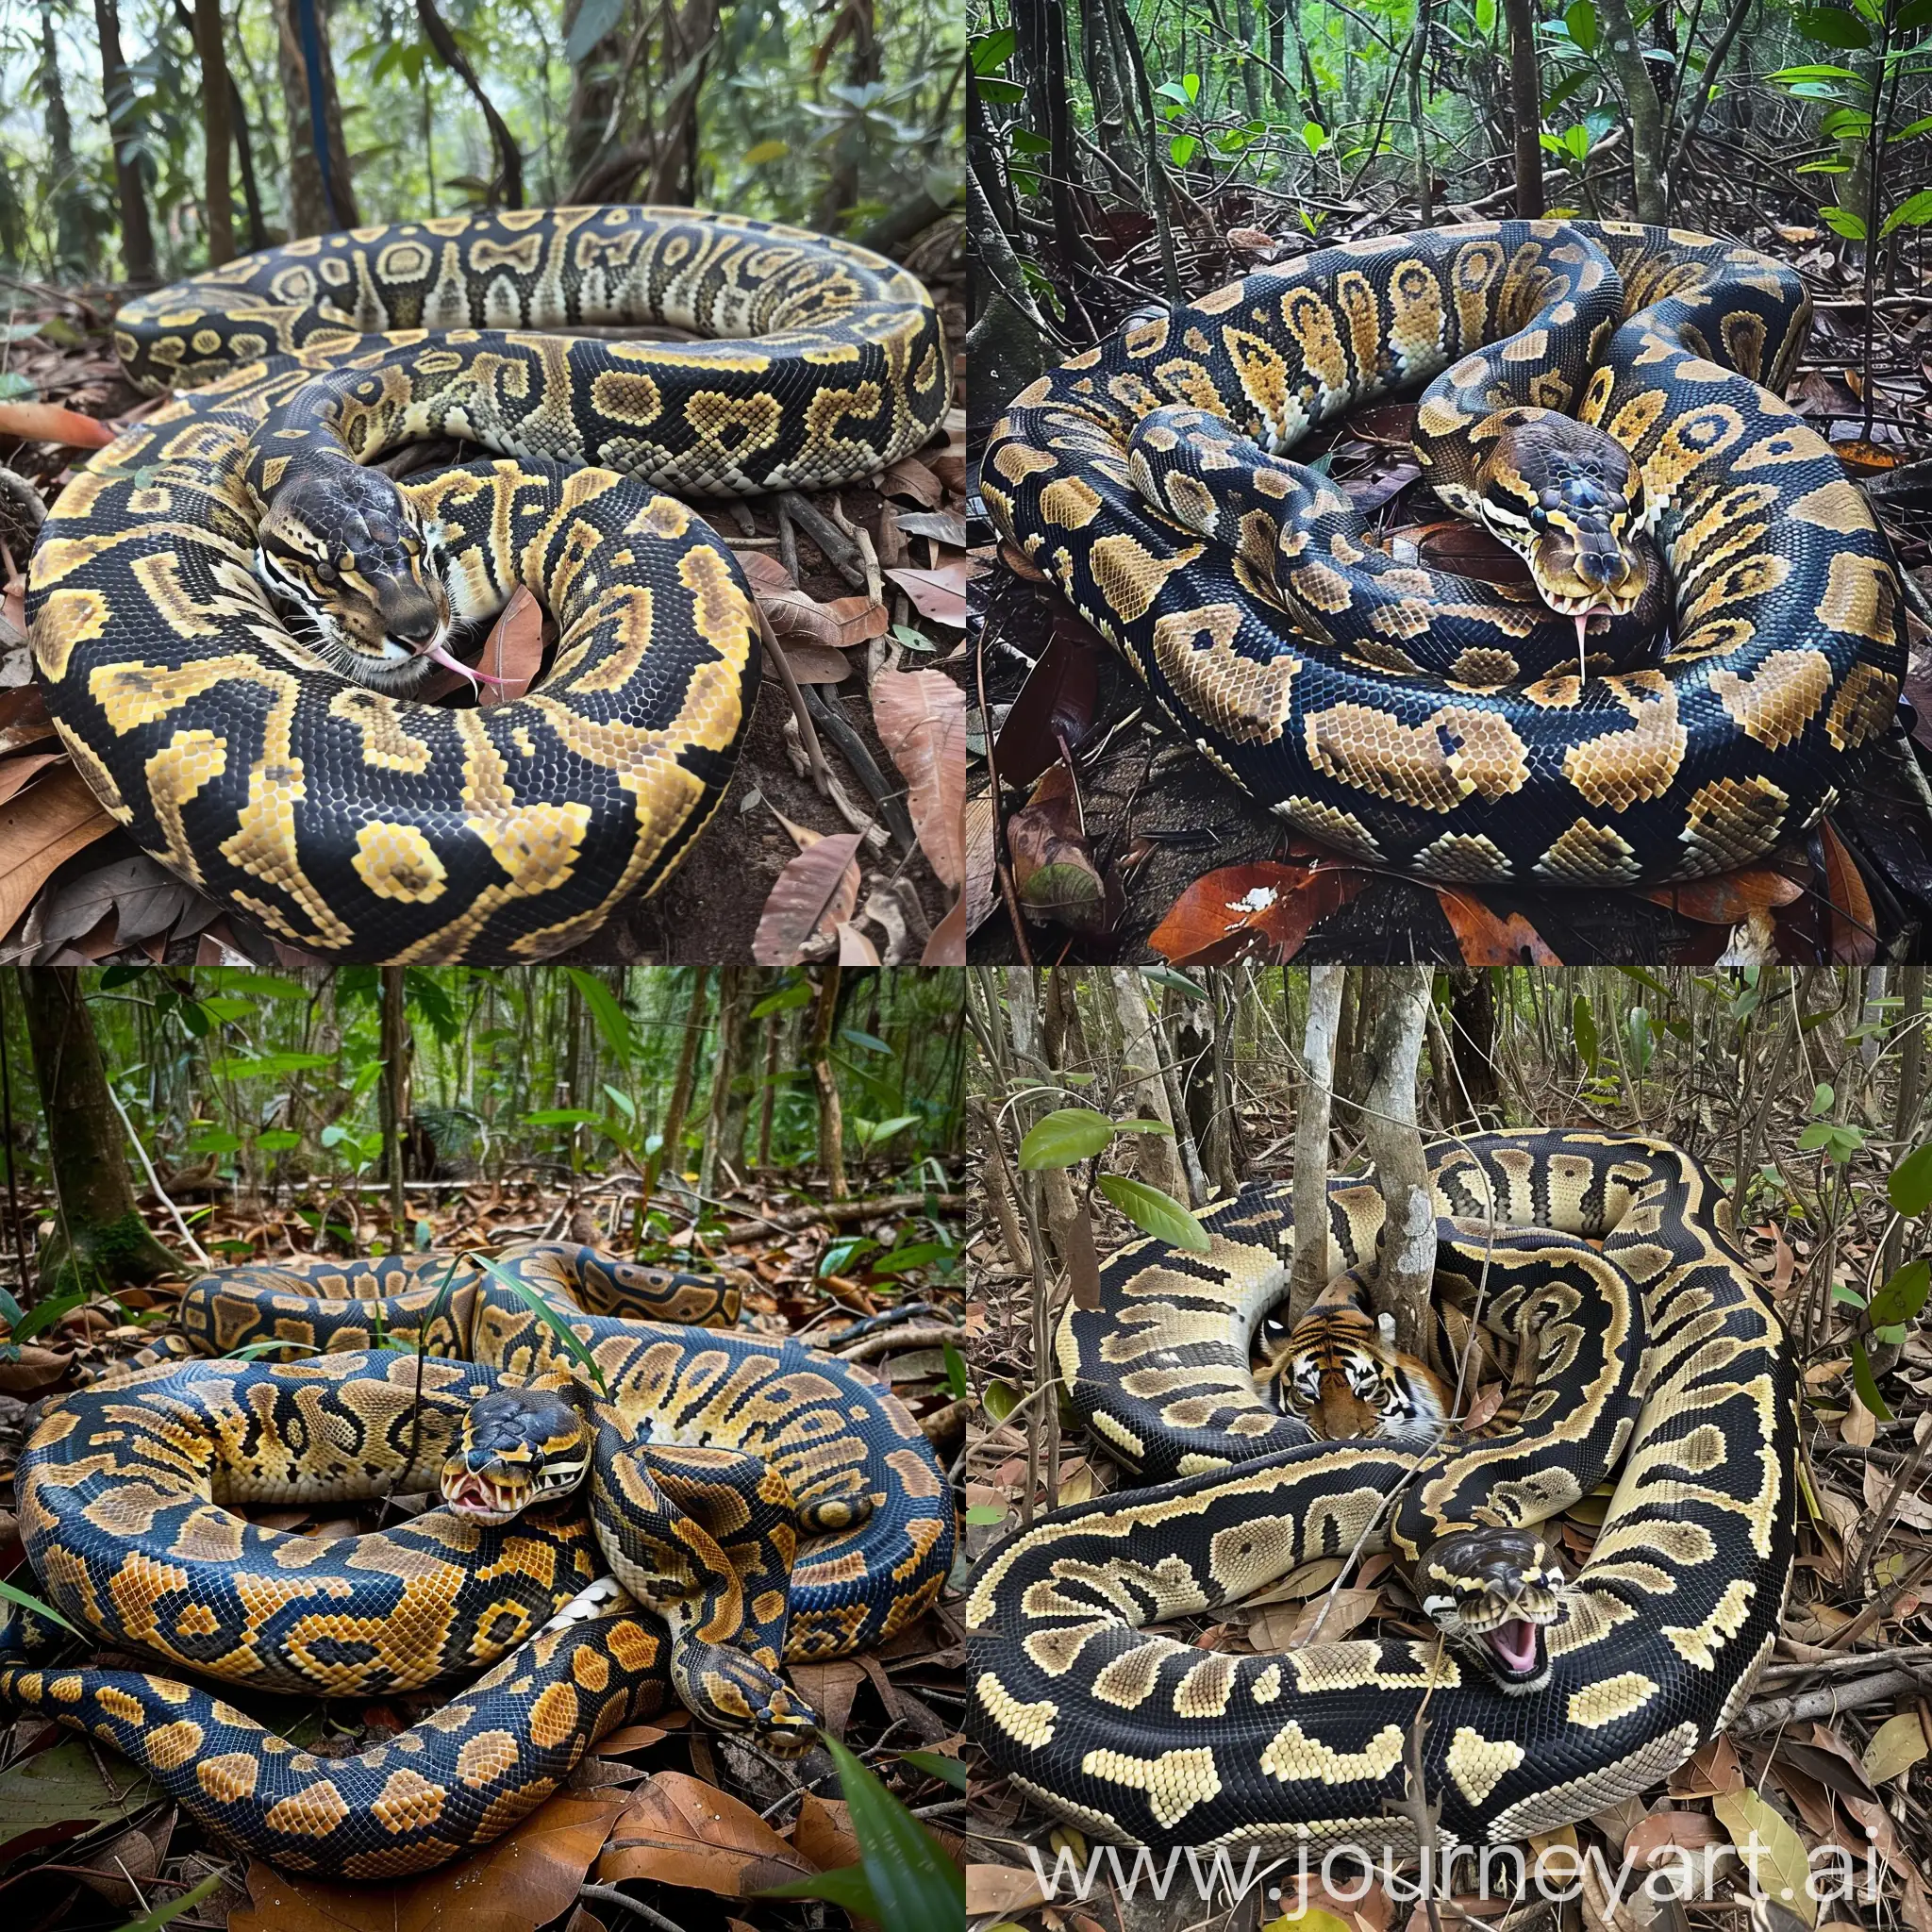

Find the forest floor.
[
  {"left": 965, "top": 190, "right": 1932, "bottom": 968},
  {"left": 0, "top": 1164, "right": 968, "bottom": 1932},
  {"left": 0, "top": 216, "right": 968, "bottom": 968},
  {"left": 963, "top": 1061, "right": 1932, "bottom": 1932}
]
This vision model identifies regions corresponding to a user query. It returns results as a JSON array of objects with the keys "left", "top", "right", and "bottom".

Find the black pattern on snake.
[
  {"left": 967, "top": 1131, "right": 1795, "bottom": 1849},
  {"left": 983, "top": 221, "right": 1905, "bottom": 886},
  {"left": 29, "top": 208, "right": 949, "bottom": 961},
  {"left": 0, "top": 1241, "right": 956, "bottom": 1877}
]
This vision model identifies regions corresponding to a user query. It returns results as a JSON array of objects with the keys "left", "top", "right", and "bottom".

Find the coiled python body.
[
  {"left": 967, "top": 1132, "right": 1796, "bottom": 1848},
  {"left": 1, "top": 1243, "right": 955, "bottom": 1875},
  {"left": 30, "top": 208, "right": 947, "bottom": 959},
  {"left": 984, "top": 221, "right": 1904, "bottom": 885}
]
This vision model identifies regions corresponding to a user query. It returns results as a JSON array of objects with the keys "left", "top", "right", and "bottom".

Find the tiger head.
[{"left": 1257, "top": 1276, "right": 1450, "bottom": 1443}]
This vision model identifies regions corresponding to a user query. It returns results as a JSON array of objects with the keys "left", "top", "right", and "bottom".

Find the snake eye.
[{"left": 1528, "top": 507, "right": 1549, "bottom": 529}]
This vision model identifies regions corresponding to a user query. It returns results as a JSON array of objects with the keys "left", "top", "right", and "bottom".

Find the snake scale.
[
  {"left": 0, "top": 1242, "right": 955, "bottom": 1877},
  {"left": 967, "top": 1131, "right": 1797, "bottom": 1849},
  {"left": 983, "top": 220, "right": 1906, "bottom": 885},
  {"left": 28, "top": 208, "right": 948, "bottom": 960}
]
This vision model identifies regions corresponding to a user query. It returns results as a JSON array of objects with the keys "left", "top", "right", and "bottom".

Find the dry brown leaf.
[
  {"left": 769, "top": 639, "right": 854, "bottom": 685},
  {"left": 966, "top": 1865, "right": 1051, "bottom": 1916},
  {"left": 872, "top": 667, "right": 965, "bottom": 888},
  {"left": 881, "top": 457, "right": 944, "bottom": 508},
  {"left": 837, "top": 920, "right": 880, "bottom": 964},
  {"left": 791, "top": 1792, "right": 861, "bottom": 1872},
  {"left": 884, "top": 561, "right": 966, "bottom": 627},
  {"left": 596, "top": 1771, "right": 815, "bottom": 1898},
  {"left": 741, "top": 548, "right": 887, "bottom": 652},
  {"left": 750, "top": 832, "right": 863, "bottom": 966},
  {"left": 479, "top": 585, "right": 543, "bottom": 706},
  {"left": 1278, "top": 1586, "right": 1382, "bottom": 1648},
  {"left": 791, "top": 1660, "right": 866, "bottom": 1739},
  {"left": 229, "top": 1790, "right": 629, "bottom": 1932},
  {"left": 0, "top": 763, "right": 114, "bottom": 941},
  {"left": 0, "top": 752, "right": 62, "bottom": 809},
  {"left": 921, "top": 894, "right": 965, "bottom": 965}
]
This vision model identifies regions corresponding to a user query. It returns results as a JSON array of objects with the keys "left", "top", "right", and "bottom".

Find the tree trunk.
[
  {"left": 378, "top": 967, "right": 409, "bottom": 1242},
  {"left": 561, "top": 0, "right": 628, "bottom": 192},
  {"left": 19, "top": 971, "right": 178, "bottom": 1294},
  {"left": 414, "top": 0, "right": 523, "bottom": 205},
  {"left": 195, "top": 0, "right": 235, "bottom": 262},
  {"left": 699, "top": 968, "right": 752, "bottom": 1197},
  {"left": 755, "top": 1011, "right": 780, "bottom": 1170},
  {"left": 648, "top": 973, "right": 709, "bottom": 1200},
  {"left": 40, "top": 2, "right": 95, "bottom": 275},
  {"left": 808, "top": 967, "right": 848, "bottom": 1201},
  {"left": 1108, "top": 969, "right": 1188, "bottom": 1199},
  {"left": 1503, "top": 0, "right": 1543, "bottom": 215},
  {"left": 1881, "top": 963, "right": 1927, "bottom": 1288},
  {"left": 1290, "top": 965, "right": 1346, "bottom": 1321},
  {"left": 94, "top": 0, "right": 157, "bottom": 283},
  {"left": 1596, "top": 0, "right": 1667, "bottom": 221},
  {"left": 817, "top": 0, "right": 877, "bottom": 227},
  {"left": 272, "top": 0, "right": 358, "bottom": 234},
  {"left": 1358, "top": 966, "right": 1437, "bottom": 1357}
]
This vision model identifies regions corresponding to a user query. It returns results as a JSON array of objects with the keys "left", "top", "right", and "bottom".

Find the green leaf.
[
  {"left": 1900, "top": 0, "right": 1932, "bottom": 26},
  {"left": 11, "top": 1287, "right": 86, "bottom": 1344},
  {"left": 978, "top": 76, "right": 1024, "bottom": 104},
  {"left": 1812, "top": 1082, "right": 1836, "bottom": 1116},
  {"left": 224, "top": 1338, "right": 322, "bottom": 1360},
  {"left": 983, "top": 1379, "right": 1019, "bottom": 1423},
  {"left": 1572, "top": 993, "right": 1599, "bottom": 1073},
  {"left": 750, "top": 978, "right": 814, "bottom": 1018},
  {"left": 254, "top": 1129, "right": 302, "bottom": 1152},
  {"left": 1820, "top": 204, "right": 1869, "bottom": 240},
  {"left": 760, "top": 1862, "right": 880, "bottom": 1915},
  {"left": 472, "top": 1254, "right": 608, "bottom": 1394},
  {"left": 1891, "top": 1140, "right": 1932, "bottom": 1215},
  {"left": 564, "top": 967, "right": 632, "bottom": 1064},
  {"left": 110, "top": 1874, "right": 227, "bottom": 1932},
  {"left": 1869, "top": 1258, "right": 1931, "bottom": 1328},
  {"left": 0, "top": 1574, "right": 81, "bottom": 1637},
  {"left": 899, "top": 1748, "right": 968, "bottom": 1790},
  {"left": 1169, "top": 134, "right": 1199, "bottom": 165},
  {"left": 1475, "top": 0, "right": 1496, "bottom": 32},
  {"left": 1112, "top": 1116, "right": 1175, "bottom": 1137},
  {"left": 1565, "top": 0, "right": 1599, "bottom": 51},
  {"left": 824, "top": 1735, "right": 964, "bottom": 1920},
  {"left": 524, "top": 1108, "right": 606, "bottom": 1128},
  {"left": 1302, "top": 120, "right": 1327, "bottom": 155},
  {"left": 1018, "top": 1107, "right": 1115, "bottom": 1169},
  {"left": 1096, "top": 1174, "right": 1211, "bottom": 1252},
  {"left": 865, "top": 1114, "right": 922, "bottom": 1146},
  {"left": 970, "top": 25, "right": 1016, "bottom": 70},
  {"left": 942, "top": 1339, "right": 969, "bottom": 1398},
  {"left": 1852, "top": 1338, "right": 1895, "bottom": 1420},
  {"left": 742, "top": 139, "right": 788, "bottom": 164},
  {"left": 564, "top": 0, "right": 625, "bottom": 62},
  {"left": 873, "top": 1241, "right": 954, "bottom": 1275},
  {"left": 1795, "top": 5, "right": 1872, "bottom": 44},
  {"left": 964, "top": 1502, "right": 1008, "bottom": 1524},
  {"left": 1141, "top": 965, "right": 1208, "bottom": 1000},
  {"left": 1881, "top": 189, "right": 1932, "bottom": 234}
]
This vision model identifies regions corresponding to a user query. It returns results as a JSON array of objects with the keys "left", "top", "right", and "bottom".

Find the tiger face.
[{"left": 1257, "top": 1291, "right": 1450, "bottom": 1443}]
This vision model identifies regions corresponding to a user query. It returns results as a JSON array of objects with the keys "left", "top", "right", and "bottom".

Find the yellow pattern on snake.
[
  {"left": 983, "top": 220, "right": 1904, "bottom": 884},
  {"left": 28, "top": 208, "right": 948, "bottom": 960},
  {"left": 967, "top": 1131, "right": 1795, "bottom": 1848},
  {"left": 0, "top": 1243, "right": 955, "bottom": 1877}
]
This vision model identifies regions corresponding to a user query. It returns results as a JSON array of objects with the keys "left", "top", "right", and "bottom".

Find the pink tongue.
[
  {"left": 425, "top": 642, "right": 513, "bottom": 689},
  {"left": 1574, "top": 613, "right": 1592, "bottom": 684},
  {"left": 1492, "top": 1619, "right": 1538, "bottom": 1673}
]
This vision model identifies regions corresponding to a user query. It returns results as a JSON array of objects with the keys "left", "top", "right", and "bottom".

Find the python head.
[
  {"left": 1415, "top": 1525, "right": 1567, "bottom": 1695},
  {"left": 1474, "top": 408, "right": 1656, "bottom": 629},
  {"left": 255, "top": 462, "right": 458, "bottom": 695},
  {"left": 441, "top": 1379, "right": 594, "bottom": 1524}
]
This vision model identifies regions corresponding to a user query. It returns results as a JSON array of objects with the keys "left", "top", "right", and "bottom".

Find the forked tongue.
[
  {"left": 425, "top": 641, "right": 513, "bottom": 691},
  {"left": 1491, "top": 1618, "right": 1539, "bottom": 1674}
]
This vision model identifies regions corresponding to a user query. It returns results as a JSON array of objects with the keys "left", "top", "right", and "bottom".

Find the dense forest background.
[{"left": 0, "top": 0, "right": 964, "bottom": 288}]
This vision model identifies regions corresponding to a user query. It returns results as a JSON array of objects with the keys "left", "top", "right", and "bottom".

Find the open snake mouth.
[
  {"left": 1480, "top": 1616, "right": 1550, "bottom": 1691},
  {"left": 440, "top": 1457, "right": 578, "bottom": 1523}
]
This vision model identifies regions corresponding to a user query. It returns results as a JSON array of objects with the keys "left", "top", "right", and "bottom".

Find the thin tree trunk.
[
  {"left": 95, "top": 0, "right": 157, "bottom": 282},
  {"left": 756, "top": 1012, "right": 780, "bottom": 1170},
  {"left": 1881, "top": 964, "right": 1927, "bottom": 1289},
  {"left": 809, "top": 967, "right": 848, "bottom": 1201},
  {"left": 195, "top": 0, "right": 235, "bottom": 262},
  {"left": 699, "top": 968, "right": 752, "bottom": 1197},
  {"left": 40, "top": 1, "right": 94, "bottom": 275},
  {"left": 1290, "top": 965, "right": 1346, "bottom": 1321},
  {"left": 1108, "top": 969, "right": 1187, "bottom": 1199},
  {"left": 1358, "top": 966, "right": 1436, "bottom": 1357},
  {"left": 273, "top": 0, "right": 358, "bottom": 234},
  {"left": 414, "top": 0, "right": 523, "bottom": 205},
  {"left": 817, "top": 0, "right": 877, "bottom": 227},
  {"left": 1503, "top": 0, "right": 1543, "bottom": 215},
  {"left": 379, "top": 967, "right": 408, "bottom": 1241},
  {"left": 648, "top": 973, "right": 709, "bottom": 1200},
  {"left": 19, "top": 971, "right": 178, "bottom": 1293},
  {"left": 1596, "top": 0, "right": 1667, "bottom": 221}
]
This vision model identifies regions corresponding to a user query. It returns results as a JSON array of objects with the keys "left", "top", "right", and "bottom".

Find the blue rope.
[{"left": 292, "top": 0, "right": 346, "bottom": 230}]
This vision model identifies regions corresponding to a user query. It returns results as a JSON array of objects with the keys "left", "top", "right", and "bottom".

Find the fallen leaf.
[
  {"left": 0, "top": 751, "right": 62, "bottom": 808},
  {"left": 1820, "top": 824, "right": 1877, "bottom": 964},
  {"left": 39, "top": 854, "right": 189, "bottom": 951},
  {"left": 790, "top": 1661, "right": 867, "bottom": 1739},
  {"left": 1008, "top": 762, "right": 1107, "bottom": 935},
  {"left": 880, "top": 458, "right": 944, "bottom": 508},
  {"left": 740, "top": 549, "right": 888, "bottom": 652},
  {"left": 0, "top": 685, "right": 52, "bottom": 753},
  {"left": 966, "top": 1864, "right": 1051, "bottom": 1917},
  {"left": 229, "top": 1790, "right": 629, "bottom": 1932},
  {"left": 792, "top": 1792, "right": 862, "bottom": 1873},
  {"left": 1148, "top": 861, "right": 1367, "bottom": 964},
  {"left": 1624, "top": 1810, "right": 1724, "bottom": 1867},
  {"left": 873, "top": 667, "right": 965, "bottom": 888},
  {"left": 837, "top": 921, "right": 880, "bottom": 964},
  {"left": 479, "top": 585, "right": 543, "bottom": 706},
  {"left": 1278, "top": 1586, "right": 1382, "bottom": 1647},
  {"left": 0, "top": 1740, "right": 161, "bottom": 1867},
  {"left": 750, "top": 832, "right": 863, "bottom": 965},
  {"left": 921, "top": 894, "right": 965, "bottom": 965},
  {"left": 1638, "top": 868, "right": 1804, "bottom": 924},
  {"left": 1712, "top": 1788, "right": 1817, "bottom": 1925},
  {"left": 1831, "top": 439, "right": 1900, "bottom": 473},
  {"left": 1226, "top": 225, "right": 1278, "bottom": 253},
  {"left": 962, "top": 794, "right": 996, "bottom": 936},
  {"left": 597, "top": 1771, "right": 815, "bottom": 1897},
  {"left": 1864, "top": 1710, "right": 1930, "bottom": 1784},
  {"left": 0, "top": 762, "right": 114, "bottom": 941},
  {"left": 894, "top": 510, "right": 968, "bottom": 548},
  {"left": 885, "top": 561, "right": 966, "bottom": 627},
  {"left": 0, "top": 401, "right": 117, "bottom": 447},
  {"left": 991, "top": 622, "right": 1101, "bottom": 787},
  {"left": 1436, "top": 892, "right": 1560, "bottom": 965},
  {"left": 769, "top": 639, "right": 854, "bottom": 685}
]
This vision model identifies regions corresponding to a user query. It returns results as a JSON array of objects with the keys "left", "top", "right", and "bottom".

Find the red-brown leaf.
[
  {"left": 1821, "top": 822, "right": 1877, "bottom": 963},
  {"left": 1637, "top": 867, "right": 1804, "bottom": 924},
  {"left": 596, "top": 1771, "right": 815, "bottom": 1897},
  {"left": 1008, "top": 762, "right": 1108, "bottom": 934},
  {"left": 1436, "top": 891, "right": 1561, "bottom": 965},
  {"left": 478, "top": 584, "right": 543, "bottom": 706},
  {"left": 0, "top": 763, "right": 113, "bottom": 942},
  {"left": 1148, "top": 861, "right": 1367, "bottom": 965},
  {"left": 750, "top": 832, "right": 863, "bottom": 966},
  {"left": 873, "top": 667, "right": 966, "bottom": 888},
  {"left": 885, "top": 561, "right": 967, "bottom": 627},
  {"left": 992, "top": 621, "right": 1101, "bottom": 787},
  {"left": 922, "top": 893, "right": 966, "bottom": 965}
]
